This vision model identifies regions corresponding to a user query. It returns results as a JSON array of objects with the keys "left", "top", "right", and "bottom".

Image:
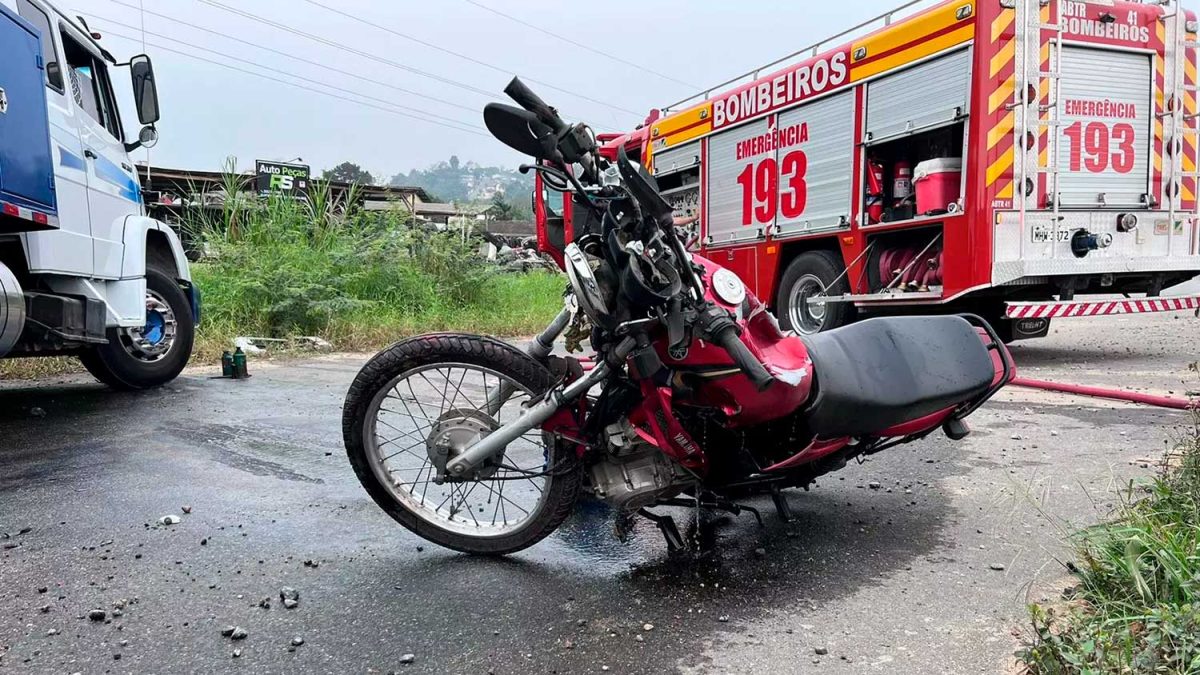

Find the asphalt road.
[{"left": 0, "top": 311, "right": 1196, "bottom": 674}]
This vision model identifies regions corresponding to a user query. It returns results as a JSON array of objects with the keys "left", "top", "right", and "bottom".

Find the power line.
[
  {"left": 87, "top": 18, "right": 485, "bottom": 135},
  {"left": 104, "top": 1, "right": 477, "bottom": 114},
  {"left": 298, "top": 0, "right": 641, "bottom": 117},
  {"left": 194, "top": 0, "right": 498, "bottom": 100},
  {"left": 92, "top": 27, "right": 490, "bottom": 138},
  {"left": 461, "top": 0, "right": 698, "bottom": 89},
  {"left": 110, "top": 0, "right": 479, "bottom": 114}
]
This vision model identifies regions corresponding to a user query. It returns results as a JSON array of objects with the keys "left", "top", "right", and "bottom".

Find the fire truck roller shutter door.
[
  {"left": 1055, "top": 46, "right": 1152, "bottom": 208},
  {"left": 707, "top": 117, "right": 774, "bottom": 245},
  {"left": 651, "top": 141, "right": 700, "bottom": 177},
  {"left": 865, "top": 47, "right": 972, "bottom": 143},
  {"left": 774, "top": 90, "right": 855, "bottom": 236}
]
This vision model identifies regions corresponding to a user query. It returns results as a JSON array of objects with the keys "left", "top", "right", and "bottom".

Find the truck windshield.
[{"left": 544, "top": 188, "right": 565, "bottom": 218}]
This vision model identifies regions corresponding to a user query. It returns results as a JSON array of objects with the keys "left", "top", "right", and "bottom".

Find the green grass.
[
  {"left": 0, "top": 170, "right": 565, "bottom": 380},
  {"left": 1021, "top": 392, "right": 1200, "bottom": 674},
  {"left": 185, "top": 182, "right": 564, "bottom": 363}
]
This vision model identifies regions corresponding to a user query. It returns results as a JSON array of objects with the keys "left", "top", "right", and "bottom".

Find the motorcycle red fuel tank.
[{"left": 658, "top": 256, "right": 814, "bottom": 427}]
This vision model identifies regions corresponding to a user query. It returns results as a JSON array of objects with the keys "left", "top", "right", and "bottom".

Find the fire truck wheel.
[
  {"left": 776, "top": 250, "right": 854, "bottom": 335},
  {"left": 79, "top": 269, "right": 195, "bottom": 390}
]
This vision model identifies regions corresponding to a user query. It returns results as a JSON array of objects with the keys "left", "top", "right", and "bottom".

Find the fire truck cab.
[{"left": 535, "top": 0, "right": 1200, "bottom": 340}]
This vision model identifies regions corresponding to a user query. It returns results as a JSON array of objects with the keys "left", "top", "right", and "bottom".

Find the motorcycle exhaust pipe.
[{"left": 0, "top": 262, "right": 25, "bottom": 358}]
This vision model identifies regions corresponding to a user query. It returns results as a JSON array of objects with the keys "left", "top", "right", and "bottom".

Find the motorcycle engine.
[{"left": 588, "top": 419, "right": 692, "bottom": 512}]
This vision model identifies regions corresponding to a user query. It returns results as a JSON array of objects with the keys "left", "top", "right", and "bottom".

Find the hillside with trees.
[{"left": 388, "top": 155, "right": 534, "bottom": 207}]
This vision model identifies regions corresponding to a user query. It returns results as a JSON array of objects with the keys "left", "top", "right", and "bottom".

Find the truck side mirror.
[{"left": 129, "top": 54, "right": 160, "bottom": 126}]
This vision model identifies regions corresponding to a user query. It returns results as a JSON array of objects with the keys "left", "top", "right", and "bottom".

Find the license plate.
[{"left": 1031, "top": 225, "right": 1071, "bottom": 243}]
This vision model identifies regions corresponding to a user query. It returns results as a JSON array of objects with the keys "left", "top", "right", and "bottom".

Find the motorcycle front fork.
[
  {"left": 449, "top": 308, "right": 627, "bottom": 479},
  {"left": 483, "top": 306, "right": 572, "bottom": 417}
]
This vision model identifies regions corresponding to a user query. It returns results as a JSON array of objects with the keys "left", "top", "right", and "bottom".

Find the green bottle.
[
  {"left": 232, "top": 347, "right": 248, "bottom": 379},
  {"left": 221, "top": 350, "right": 234, "bottom": 378}
]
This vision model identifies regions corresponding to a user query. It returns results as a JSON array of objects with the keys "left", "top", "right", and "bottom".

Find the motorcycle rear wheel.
[{"left": 342, "top": 334, "right": 582, "bottom": 555}]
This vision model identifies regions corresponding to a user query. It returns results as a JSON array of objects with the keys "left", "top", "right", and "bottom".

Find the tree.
[
  {"left": 322, "top": 161, "right": 374, "bottom": 185},
  {"left": 449, "top": 155, "right": 460, "bottom": 170},
  {"left": 489, "top": 193, "right": 517, "bottom": 220}
]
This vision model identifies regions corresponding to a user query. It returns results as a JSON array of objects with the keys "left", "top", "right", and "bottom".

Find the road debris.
[
  {"left": 280, "top": 586, "right": 299, "bottom": 609},
  {"left": 158, "top": 515, "right": 181, "bottom": 526}
]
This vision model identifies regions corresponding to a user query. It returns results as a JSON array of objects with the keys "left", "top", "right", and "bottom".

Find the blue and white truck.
[{"left": 0, "top": 0, "right": 196, "bottom": 388}]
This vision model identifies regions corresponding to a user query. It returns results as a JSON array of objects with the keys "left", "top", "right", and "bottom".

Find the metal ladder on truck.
[
  {"left": 1163, "top": 0, "right": 1200, "bottom": 256},
  {"left": 1008, "top": 0, "right": 1066, "bottom": 260}
]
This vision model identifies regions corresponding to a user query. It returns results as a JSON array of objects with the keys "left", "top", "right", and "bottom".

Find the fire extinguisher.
[
  {"left": 865, "top": 159, "right": 885, "bottom": 224},
  {"left": 892, "top": 160, "right": 913, "bottom": 208}
]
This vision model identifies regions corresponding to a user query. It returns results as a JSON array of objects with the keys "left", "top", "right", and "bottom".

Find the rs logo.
[
  {"left": 269, "top": 174, "right": 295, "bottom": 191},
  {"left": 0, "top": 88, "right": 8, "bottom": 115}
]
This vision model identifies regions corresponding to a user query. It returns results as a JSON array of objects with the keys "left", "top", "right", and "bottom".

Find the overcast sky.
[{"left": 68, "top": 0, "right": 934, "bottom": 180}]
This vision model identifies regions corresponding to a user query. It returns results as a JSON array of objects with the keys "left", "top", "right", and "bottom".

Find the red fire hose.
[{"left": 1011, "top": 376, "right": 1198, "bottom": 410}]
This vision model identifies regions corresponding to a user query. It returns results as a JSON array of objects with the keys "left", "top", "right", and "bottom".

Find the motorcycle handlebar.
[
  {"left": 504, "top": 77, "right": 566, "bottom": 133},
  {"left": 711, "top": 324, "right": 775, "bottom": 392}
]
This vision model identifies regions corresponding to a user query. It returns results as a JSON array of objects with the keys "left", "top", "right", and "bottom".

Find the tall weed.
[{"left": 185, "top": 166, "right": 562, "bottom": 358}]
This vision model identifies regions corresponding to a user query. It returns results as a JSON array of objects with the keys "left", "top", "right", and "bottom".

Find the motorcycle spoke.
[
  {"left": 402, "top": 378, "right": 436, "bottom": 422},
  {"left": 367, "top": 362, "right": 552, "bottom": 537}
]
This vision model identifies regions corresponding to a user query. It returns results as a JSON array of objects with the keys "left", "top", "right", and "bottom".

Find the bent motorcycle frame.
[{"left": 445, "top": 307, "right": 1013, "bottom": 482}]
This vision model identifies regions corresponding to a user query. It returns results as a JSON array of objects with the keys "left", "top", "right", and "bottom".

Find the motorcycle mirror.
[
  {"left": 617, "top": 146, "right": 674, "bottom": 227},
  {"left": 484, "top": 103, "right": 556, "bottom": 160}
]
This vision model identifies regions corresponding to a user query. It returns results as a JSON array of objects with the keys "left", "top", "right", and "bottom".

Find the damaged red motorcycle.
[{"left": 343, "top": 78, "right": 1015, "bottom": 555}]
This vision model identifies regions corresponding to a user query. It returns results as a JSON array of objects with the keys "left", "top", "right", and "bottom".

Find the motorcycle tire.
[{"left": 342, "top": 333, "right": 582, "bottom": 555}]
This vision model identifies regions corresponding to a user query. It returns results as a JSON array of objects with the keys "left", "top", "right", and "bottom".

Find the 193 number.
[
  {"left": 1063, "top": 121, "right": 1136, "bottom": 174},
  {"left": 735, "top": 150, "right": 809, "bottom": 226}
]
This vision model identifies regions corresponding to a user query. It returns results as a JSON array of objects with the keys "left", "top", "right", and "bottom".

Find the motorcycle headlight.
[{"left": 564, "top": 243, "right": 611, "bottom": 327}]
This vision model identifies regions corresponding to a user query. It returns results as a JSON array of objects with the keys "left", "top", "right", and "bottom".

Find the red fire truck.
[{"left": 534, "top": 0, "right": 1200, "bottom": 340}]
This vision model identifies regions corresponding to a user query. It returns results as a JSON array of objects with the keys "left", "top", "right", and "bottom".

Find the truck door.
[
  {"left": 15, "top": 0, "right": 93, "bottom": 274},
  {"left": 0, "top": 4, "right": 56, "bottom": 220},
  {"left": 59, "top": 25, "right": 140, "bottom": 279}
]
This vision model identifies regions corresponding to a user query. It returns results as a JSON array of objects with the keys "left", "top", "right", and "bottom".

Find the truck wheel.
[
  {"left": 776, "top": 250, "right": 854, "bottom": 335},
  {"left": 80, "top": 269, "right": 195, "bottom": 390}
]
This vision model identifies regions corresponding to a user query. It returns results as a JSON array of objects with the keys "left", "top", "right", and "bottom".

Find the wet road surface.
[{"left": 0, "top": 311, "right": 1195, "bottom": 674}]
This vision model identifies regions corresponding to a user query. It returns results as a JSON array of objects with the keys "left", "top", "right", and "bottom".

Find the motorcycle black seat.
[{"left": 800, "top": 316, "right": 994, "bottom": 438}]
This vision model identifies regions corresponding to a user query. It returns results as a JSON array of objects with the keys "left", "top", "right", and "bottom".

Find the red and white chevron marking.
[{"left": 1006, "top": 295, "right": 1200, "bottom": 319}]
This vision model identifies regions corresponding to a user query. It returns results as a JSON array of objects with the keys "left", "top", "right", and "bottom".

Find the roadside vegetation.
[
  {"left": 186, "top": 177, "right": 563, "bottom": 363},
  {"left": 1021, "top": 386, "right": 1200, "bottom": 674},
  {"left": 0, "top": 173, "right": 562, "bottom": 381}
]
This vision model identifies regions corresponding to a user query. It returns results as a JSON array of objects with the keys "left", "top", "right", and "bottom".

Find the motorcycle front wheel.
[{"left": 342, "top": 334, "right": 582, "bottom": 555}]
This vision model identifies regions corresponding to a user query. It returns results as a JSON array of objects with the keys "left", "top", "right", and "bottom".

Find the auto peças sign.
[{"left": 255, "top": 160, "right": 310, "bottom": 197}]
